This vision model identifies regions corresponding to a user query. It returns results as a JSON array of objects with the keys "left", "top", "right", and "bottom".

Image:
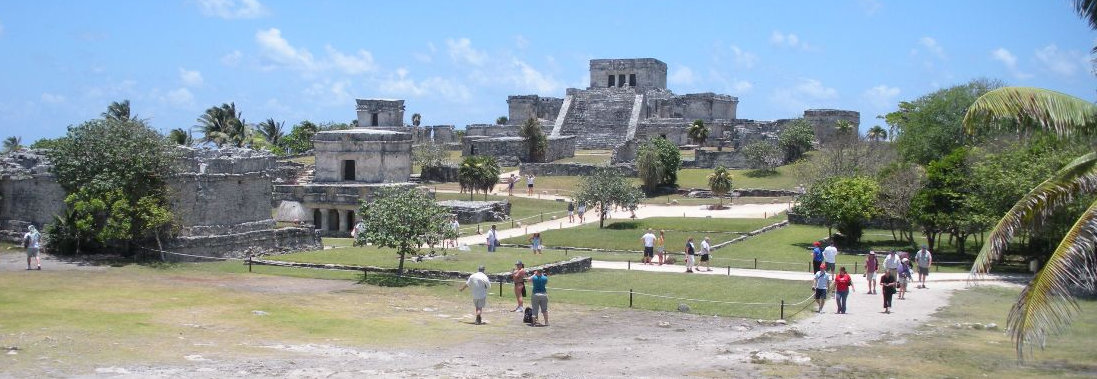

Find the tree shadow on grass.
[
  {"left": 357, "top": 272, "right": 450, "bottom": 287},
  {"left": 744, "top": 169, "right": 779, "bottom": 178}
]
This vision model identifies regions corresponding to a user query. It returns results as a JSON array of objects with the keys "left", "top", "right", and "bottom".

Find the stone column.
[
  {"left": 338, "top": 209, "right": 348, "bottom": 232},
  {"left": 319, "top": 209, "right": 330, "bottom": 231}
]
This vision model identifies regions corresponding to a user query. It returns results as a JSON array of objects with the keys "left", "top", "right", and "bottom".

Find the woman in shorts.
[
  {"left": 898, "top": 258, "right": 912, "bottom": 300},
  {"left": 528, "top": 232, "right": 543, "bottom": 255},
  {"left": 655, "top": 230, "right": 666, "bottom": 266},
  {"left": 864, "top": 251, "right": 878, "bottom": 294}
]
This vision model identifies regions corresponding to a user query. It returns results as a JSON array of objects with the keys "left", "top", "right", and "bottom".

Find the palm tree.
[
  {"left": 866, "top": 125, "right": 888, "bottom": 142},
  {"left": 102, "top": 100, "right": 132, "bottom": 122},
  {"left": 495, "top": 116, "right": 508, "bottom": 125},
  {"left": 835, "top": 119, "right": 855, "bottom": 135},
  {"left": 707, "top": 166, "right": 733, "bottom": 208},
  {"left": 3, "top": 136, "right": 22, "bottom": 153},
  {"left": 196, "top": 103, "right": 249, "bottom": 147},
  {"left": 688, "top": 119, "right": 709, "bottom": 146},
  {"left": 518, "top": 118, "right": 547, "bottom": 162},
  {"left": 411, "top": 113, "right": 421, "bottom": 128},
  {"left": 167, "top": 128, "right": 193, "bottom": 146},
  {"left": 458, "top": 155, "right": 501, "bottom": 200},
  {"left": 256, "top": 118, "right": 285, "bottom": 147},
  {"left": 963, "top": 86, "right": 1097, "bottom": 360}
]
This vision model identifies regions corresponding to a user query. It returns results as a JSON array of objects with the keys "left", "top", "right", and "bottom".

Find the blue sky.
[{"left": 1, "top": 1, "right": 1095, "bottom": 141}]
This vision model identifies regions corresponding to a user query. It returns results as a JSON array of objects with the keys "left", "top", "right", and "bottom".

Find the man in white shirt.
[
  {"left": 883, "top": 250, "right": 901, "bottom": 273},
  {"left": 915, "top": 245, "right": 933, "bottom": 289},
  {"left": 459, "top": 265, "right": 492, "bottom": 325},
  {"left": 822, "top": 243, "right": 838, "bottom": 274},
  {"left": 812, "top": 264, "right": 829, "bottom": 313},
  {"left": 640, "top": 229, "right": 657, "bottom": 264},
  {"left": 699, "top": 237, "right": 713, "bottom": 272},
  {"left": 485, "top": 225, "right": 498, "bottom": 252}
]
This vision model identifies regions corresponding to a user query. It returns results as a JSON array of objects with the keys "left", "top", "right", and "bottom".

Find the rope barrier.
[{"left": 138, "top": 246, "right": 245, "bottom": 261}]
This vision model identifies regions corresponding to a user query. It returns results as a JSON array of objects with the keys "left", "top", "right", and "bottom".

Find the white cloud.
[
  {"left": 40, "top": 93, "right": 66, "bottom": 104},
  {"left": 194, "top": 0, "right": 268, "bottom": 19},
  {"left": 256, "top": 28, "right": 316, "bottom": 71},
  {"left": 379, "top": 68, "right": 471, "bottom": 102},
  {"left": 510, "top": 59, "right": 562, "bottom": 94},
  {"left": 992, "top": 47, "right": 1032, "bottom": 79},
  {"left": 1035, "top": 44, "right": 1085, "bottom": 77},
  {"left": 221, "top": 50, "right": 242, "bottom": 66},
  {"left": 446, "top": 38, "right": 487, "bottom": 66},
  {"left": 326, "top": 46, "right": 376, "bottom": 74},
  {"left": 919, "top": 37, "right": 946, "bottom": 59},
  {"left": 769, "top": 31, "right": 816, "bottom": 51},
  {"left": 164, "top": 88, "right": 194, "bottom": 107},
  {"left": 304, "top": 79, "right": 353, "bottom": 106},
  {"left": 730, "top": 46, "right": 757, "bottom": 69},
  {"left": 84, "top": 79, "right": 138, "bottom": 99},
  {"left": 668, "top": 66, "right": 696, "bottom": 86},
  {"left": 858, "top": 0, "right": 882, "bottom": 15},
  {"left": 771, "top": 78, "right": 838, "bottom": 112},
  {"left": 863, "top": 85, "right": 900, "bottom": 108},
  {"left": 179, "top": 68, "right": 204, "bottom": 87},
  {"left": 731, "top": 80, "right": 753, "bottom": 93},
  {"left": 515, "top": 35, "right": 529, "bottom": 49}
]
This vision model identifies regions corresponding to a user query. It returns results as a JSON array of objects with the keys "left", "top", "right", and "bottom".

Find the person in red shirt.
[{"left": 834, "top": 266, "right": 855, "bottom": 314}]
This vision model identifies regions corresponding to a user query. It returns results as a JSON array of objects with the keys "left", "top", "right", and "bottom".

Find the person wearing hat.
[
  {"left": 511, "top": 260, "right": 527, "bottom": 312},
  {"left": 459, "top": 265, "right": 491, "bottom": 325},
  {"left": 864, "top": 251, "right": 879, "bottom": 294},
  {"left": 915, "top": 244, "right": 933, "bottom": 289},
  {"left": 699, "top": 236, "right": 713, "bottom": 272},
  {"left": 810, "top": 241, "right": 824, "bottom": 274},
  {"left": 529, "top": 268, "right": 549, "bottom": 326},
  {"left": 898, "top": 258, "right": 912, "bottom": 300},
  {"left": 23, "top": 225, "right": 42, "bottom": 270},
  {"left": 812, "top": 262, "right": 830, "bottom": 313}
]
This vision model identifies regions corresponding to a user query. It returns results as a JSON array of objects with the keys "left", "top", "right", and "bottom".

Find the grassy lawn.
[
  {"left": 282, "top": 155, "right": 314, "bottom": 165},
  {"left": 271, "top": 245, "right": 571, "bottom": 273},
  {"left": 793, "top": 286, "right": 1097, "bottom": 378},
  {"left": 642, "top": 194, "right": 794, "bottom": 206},
  {"left": 501, "top": 216, "right": 783, "bottom": 253},
  {"left": 433, "top": 192, "right": 567, "bottom": 223},
  {"left": 553, "top": 152, "right": 610, "bottom": 165},
  {"left": 678, "top": 166, "right": 802, "bottom": 190}
]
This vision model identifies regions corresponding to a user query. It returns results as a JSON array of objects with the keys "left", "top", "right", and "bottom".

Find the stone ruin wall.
[
  {"left": 519, "top": 163, "right": 638, "bottom": 178},
  {"left": 507, "top": 95, "right": 563, "bottom": 125},
  {"left": 0, "top": 148, "right": 319, "bottom": 255},
  {"left": 461, "top": 135, "right": 577, "bottom": 166},
  {"left": 355, "top": 99, "right": 405, "bottom": 127},
  {"left": 803, "top": 109, "right": 860, "bottom": 144},
  {"left": 588, "top": 58, "right": 667, "bottom": 90}
]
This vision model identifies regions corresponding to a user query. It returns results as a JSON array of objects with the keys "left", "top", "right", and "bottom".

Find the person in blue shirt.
[
  {"left": 811, "top": 241, "right": 824, "bottom": 274},
  {"left": 530, "top": 269, "right": 549, "bottom": 326}
]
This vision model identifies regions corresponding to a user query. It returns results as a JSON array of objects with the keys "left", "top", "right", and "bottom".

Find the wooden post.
[
  {"left": 754, "top": 258, "right": 758, "bottom": 270},
  {"left": 628, "top": 260, "right": 631, "bottom": 270},
  {"left": 780, "top": 300, "right": 785, "bottom": 320},
  {"left": 540, "top": 212, "right": 544, "bottom": 223},
  {"left": 248, "top": 255, "right": 253, "bottom": 273},
  {"left": 499, "top": 281, "right": 503, "bottom": 297},
  {"left": 727, "top": 266, "right": 731, "bottom": 276},
  {"left": 629, "top": 289, "right": 634, "bottom": 308}
]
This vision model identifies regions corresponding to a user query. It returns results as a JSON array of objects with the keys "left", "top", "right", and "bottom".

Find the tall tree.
[
  {"left": 574, "top": 168, "right": 644, "bottom": 228},
  {"left": 742, "top": 141, "right": 783, "bottom": 172},
  {"left": 866, "top": 125, "right": 888, "bottom": 142},
  {"left": 777, "top": 119, "right": 816, "bottom": 162},
  {"left": 458, "top": 155, "right": 500, "bottom": 200},
  {"left": 687, "top": 119, "right": 709, "bottom": 145},
  {"left": 282, "top": 120, "right": 320, "bottom": 154},
  {"left": 518, "top": 118, "right": 548, "bottom": 162},
  {"left": 102, "top": 100, "right": 133, "bottom": 122},
  {"left": 636, "top": 141, "right": 666, "bottom": 193},
  {"left": 495, "top": 116, "right": 508, "bottom": 125},
  {"left": 963, "top": 85, "right": 1097, "bottom": 360},
  {"left": 166, "top": 128, "right": 193, "bottom": 146},
  {"left": 707, "top": 166, "right": 733, "bottom": 208},
  {"left": 3, "top": 136, "right": 22, "bottom": 153},
  {"left": 411, "top": 113, "right": 422, "bottom": 127},
  {"left": 884, "top": 78, "right": 1004, "bottom": 164},
  {"left": 357, "top": 187, "right": 454, "bottom": 274},
  {"left": 796, "top": 176, "right": 881, "bottom": 245},
  {"left": 196, "top": 102, "right": 250, "bottom": 147},
  {"left": 909, "top": 147, "right": 985, "bottom": 253}
]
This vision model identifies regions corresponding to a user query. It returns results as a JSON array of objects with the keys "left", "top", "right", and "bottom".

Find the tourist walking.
[
  {"left": 530, "top": 269, "right": 549, "bottom": 326},
  {"left": 512, "top": 261, "right": 527, "bottom": 312},
  {"left": 810, "top": 241, "right": 823, "bottom": 273},
  {"left": 567, "top": 201, "right": 575, "bottom": 223},
  {"left": 529, "top": 232, "right": 543, "bottom": 255},
  {"left": 641, "top": 228, "right": 657, "bottom": 265},
  {"left": 23, "top": 225, "right": 41, "bottom": 270},
  {"left": 880, "top": 269, "right": 897, "bottom": 313},
  {"left": 459, "top": 265, "right": 491, "bottom": 325},
  {"left": 883, "top": 250, "right": 900, "bottom": 272},
  {"left": 812, "top": 263, "right": 829, "bottom": 313},
  {"left": 699, "top": 237, "right": 713, "bottom": 272},
  {"left": 898, "top": 258, "right": 912, "bottom": 300},
  {"left": 526, "top": 174, "right": 535, "bottom": 195},
  {"left": 822, "top": 243, "right": 838, "bottom": 274},
  {"left": 508, "top": 174, "right": 517, "bottom": 196},
  {"left": 685, "top": 237, "right": 696, "bottom": 273},
  {"left": 864, "top": 251, "right": 878, "bottom": 294},
  {"left": 834, "top": 266, "right": 854, "bottom": 314},
  {"left": 655, "top": 230, "right": 666, "bottom": 266},
  {"left": 448, "top": 217, "right": 460, "bottom": 248},
  {"left": 915, "top": 245, "right": 933, "bottom": 288},
  {"left": 486, "top": 225, "right": 498, "bottom": 252},
  {"left": 577, "top": 203, "right": 587, "bottom": 223}
]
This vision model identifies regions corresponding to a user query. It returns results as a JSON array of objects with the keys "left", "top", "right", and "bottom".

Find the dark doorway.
[
  {"left": 629, "top": 74, "right": 636, "bottom": 87},
  {"left": 346, "top": 210, "right": 355, "bottom": 230},
  {"left": 371, "top": 113, "right": 379, "bottom": 126},
  {"left": 343, "top": 160, "right": 356, "bottom": 181},
  {"left": 618, "top": 74, "right": 626, "bottom": 87},
  {"left": 312, "top": 209, "right": 322, "bottom": 229},
  {"left": 607, "top": 75, "right": 615, "bottom": 87},
  {"left": 328, "top": 210, "right": 339, "bottom": 231}
]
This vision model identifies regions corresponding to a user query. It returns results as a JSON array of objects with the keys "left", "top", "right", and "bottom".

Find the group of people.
[
  {"left": 566, "top": 201, "right": 587, "bottom": 223},
  {"left": 810, "top": 243, "right": 933, "bottom": 314},
  {"left": 459, "top": 261, "right": 550, "bottom": 326},
  {"left": 505, "top": 174, "right": 537, "bottom": 197},
  {"left": 639, "top": 229, "right": 712, "bottom": 273}
]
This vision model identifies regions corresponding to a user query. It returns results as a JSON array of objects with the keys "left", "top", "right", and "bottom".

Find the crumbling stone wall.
[
  {"left": 312, "top": 129, "right": 412, "bottom": 183},
  {"left": 355, "top": 99, "right": 405, "bottom": 127},
  {"left": 693, "top": 149, "right": 753, "bottom": 169},
  {"left": 437, "top": 200, "right": 511, "bottom": 224},
  {"left": 588, "top": 58, "right": 667, "bottom": 90},
  {"left": 519, "top": 163, "right": 637, "bottom": 177},
  {"left": 507, "top": 95, "right": 563, "bottom": 124},
  {"left": 803, "top": 109, "right": 860, "bottom": 144},
  {"left": 0, "top": 150, "right": 65, "bottom": 242},
  {"left": 461, "top": 135, "right": 576, "bottom": 164}
]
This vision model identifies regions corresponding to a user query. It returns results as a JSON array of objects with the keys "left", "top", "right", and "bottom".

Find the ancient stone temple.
[
  {"left": 467, "top": 58, "right": 860, "bottom": 157},
  {"left": 354, "top": 98, "right": 457, "bottom": 145}
]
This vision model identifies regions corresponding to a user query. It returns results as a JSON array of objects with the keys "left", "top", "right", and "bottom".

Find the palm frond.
[
  {"left": 1007, "top": 198, "right": 1097, "bottom": 360},
  {"left": 963, "top": 87, "right": 1097, "bottom": 137},
  {"left": 972, "top": 152, "right": 1097, "bottom": 274}
]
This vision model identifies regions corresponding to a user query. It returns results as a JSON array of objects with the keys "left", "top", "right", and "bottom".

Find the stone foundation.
[
  {"left": 421, "top": 165, "right": 459, "bottom": 182},
  {"left": 437, "top": 200, "right": 511, "bottom": 224},
  {"left": 162, "top": 227, "right": 321, "bottom": 261},
  {"left": 519, "top": 163, "right": 637, "bottom": 177},
  {"left": 462, "top": 135, "right": 576, "bottom": 164}
]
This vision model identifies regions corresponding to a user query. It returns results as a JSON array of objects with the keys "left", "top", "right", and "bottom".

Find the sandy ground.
[{"left": 5, "top": 250, "right": 1022, "bottom": 378}]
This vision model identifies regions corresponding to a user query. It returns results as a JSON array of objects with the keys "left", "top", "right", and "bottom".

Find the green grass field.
[
  {"left": 677, "top": 166, "right": 802, "bottom": 190},
  {"left": 271, "top": 245, "right": 570, "bottom": 273},
  {"left": 500, "top": 217, "right": 782, "bottom": 254}
]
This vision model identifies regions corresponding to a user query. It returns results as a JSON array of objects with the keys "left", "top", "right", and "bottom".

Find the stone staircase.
[
  {"left": 625, "top": 93, "right": 644, "bottom": 140},
  {"left": 550, "top": 94, "right": 573, "bottom": 137},
  {"left": 557, "top": 88, "right": 639, "bottom": 149}
]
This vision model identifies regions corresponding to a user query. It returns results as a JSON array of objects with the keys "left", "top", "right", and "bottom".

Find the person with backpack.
[
  {"left": 898, "top": 258, "right": 913, "bottom": 300},
  {"left": 23, "top": 225, "right": 42, "bottom": 270},
  {"left": 810, "top": 241, "right": 823, "bottom": 273},
  {"left": 684, "top": 237, "right": 696, "bottom": 273},
  {"left": 529, "top": 269, "right": 549, "bottom": 326}
]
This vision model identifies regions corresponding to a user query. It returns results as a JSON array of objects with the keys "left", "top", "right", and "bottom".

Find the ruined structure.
[
  {"left": 468, "top": 58, "right": 859, "bottom": 165},
  {"left": 0, "top": 148, "right": 319, "bottom": 258},
  {"left": 355, "top": 99, "right": 457, "bottom": 145}
]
